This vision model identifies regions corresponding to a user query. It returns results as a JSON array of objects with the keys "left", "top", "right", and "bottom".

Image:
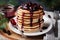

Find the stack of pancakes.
[{"left": 16, "top": 3, "right": 45, "bottom": 33}]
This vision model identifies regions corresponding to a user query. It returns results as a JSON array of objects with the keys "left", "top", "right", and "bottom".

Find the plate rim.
[{"left": 9, "top": 17, "right": 53, "bottom": 36}]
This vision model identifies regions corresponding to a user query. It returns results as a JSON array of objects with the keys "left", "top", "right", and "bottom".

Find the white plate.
[{"left": 9, "top": 12, "right": 53, "bottom": 36}]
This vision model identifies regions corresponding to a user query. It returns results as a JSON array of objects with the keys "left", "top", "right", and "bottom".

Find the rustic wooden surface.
[{"left": 0, "top": 23, "right": 45, "bottom": 40}]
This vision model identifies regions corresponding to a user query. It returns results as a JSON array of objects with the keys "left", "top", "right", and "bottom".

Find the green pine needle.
[
  {"left": 0, "top": 23, "right": 7, "bottom": 30},
  {"left": 0, "top": 13, "right": 8, "bottom": 30}
]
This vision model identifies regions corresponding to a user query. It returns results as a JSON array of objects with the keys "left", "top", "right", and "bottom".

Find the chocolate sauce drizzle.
[
  {"left": 30, "top": 12, "right": 33, "bottom": 26},
  {"left": 20, "top": 2, "right": 43, "bottom": 27},
  {"left": 38, "top": 18, "right": 40, "bottom": 27},
  {"left": 21, "top": 13, "right": 24, "bottom": 33},
  {"left": 38, "top": 13, "right": 41, "bottom": 28}
]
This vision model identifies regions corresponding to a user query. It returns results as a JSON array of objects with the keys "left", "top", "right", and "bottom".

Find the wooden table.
[{"left": 0, "top": 23, "right": 45, "bottom": 40}]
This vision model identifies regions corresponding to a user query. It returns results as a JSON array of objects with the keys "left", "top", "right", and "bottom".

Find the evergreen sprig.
[
  {"left": 0, "top": 13, "right": 8, "bottom": 30},
  {"left": 8, "top": 0, "right": 18, "bottom": 6}
]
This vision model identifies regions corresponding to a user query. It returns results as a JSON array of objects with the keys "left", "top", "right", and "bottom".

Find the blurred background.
[{"left": 0, "top": 0, "right": 60, "bottom": 11}]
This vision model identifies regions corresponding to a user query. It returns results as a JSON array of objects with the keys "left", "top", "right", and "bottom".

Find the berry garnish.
[
  {"left": 10, "top": 19, "right": 16, "bottom": 25},
  {"left": 21, "top": 30, "right": 24, "bottom": 33},
  {"left": 48, "top": 15, "right": 51, "bottom": 18},
  {"left": 7, "top": 30, "right": 11, "bottom": 35},
  {"left": 2, "top": 29, "right": 7, "bottom": 33},
  {"left": 21, "top": 2, "right": 42, "bottom": 11},
  {"left": 43, "top": 12, "right": 45, "bottom": 15}
]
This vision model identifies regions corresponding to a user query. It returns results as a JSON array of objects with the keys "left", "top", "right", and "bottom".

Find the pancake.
[{"left": 16, "top": 2, "right": 45, "bottom": 33}]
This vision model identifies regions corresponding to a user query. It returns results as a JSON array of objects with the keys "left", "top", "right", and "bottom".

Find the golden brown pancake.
[{"left": 16, "top": 2, "right": 45, "bottom": 33}]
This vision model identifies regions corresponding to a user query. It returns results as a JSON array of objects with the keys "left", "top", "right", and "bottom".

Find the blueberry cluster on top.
[{"left": 20, "top": 2, "right": 43, "bottom": 12}]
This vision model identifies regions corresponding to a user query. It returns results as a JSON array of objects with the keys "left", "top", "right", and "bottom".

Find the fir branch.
[{"left": 0, "top": 13, "right": 8, "bottom": 30}]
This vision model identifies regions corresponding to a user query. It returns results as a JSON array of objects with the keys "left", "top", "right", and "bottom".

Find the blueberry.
[
  {"left": 23, "top": 6, "right": 27, "bottom": 9},
  {"left": 21, "top": 30, "right": 24, "bottom": 33},
  {"left": 7, "top": 30, "right": 11, "bottom": 35},
  {"left": 2, "top": 29, "right": 7, "bottom": 33},
  {"left": 48, "top": 15, "right": 51, "bottom": 18},
  {"left": 20, "top": 2, "right": 43, "bottom": 11}
]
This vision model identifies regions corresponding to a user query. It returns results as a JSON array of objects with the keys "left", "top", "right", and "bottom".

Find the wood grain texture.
[{"left": 0, "top": 23, "right": 44, "bottom": 40}]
